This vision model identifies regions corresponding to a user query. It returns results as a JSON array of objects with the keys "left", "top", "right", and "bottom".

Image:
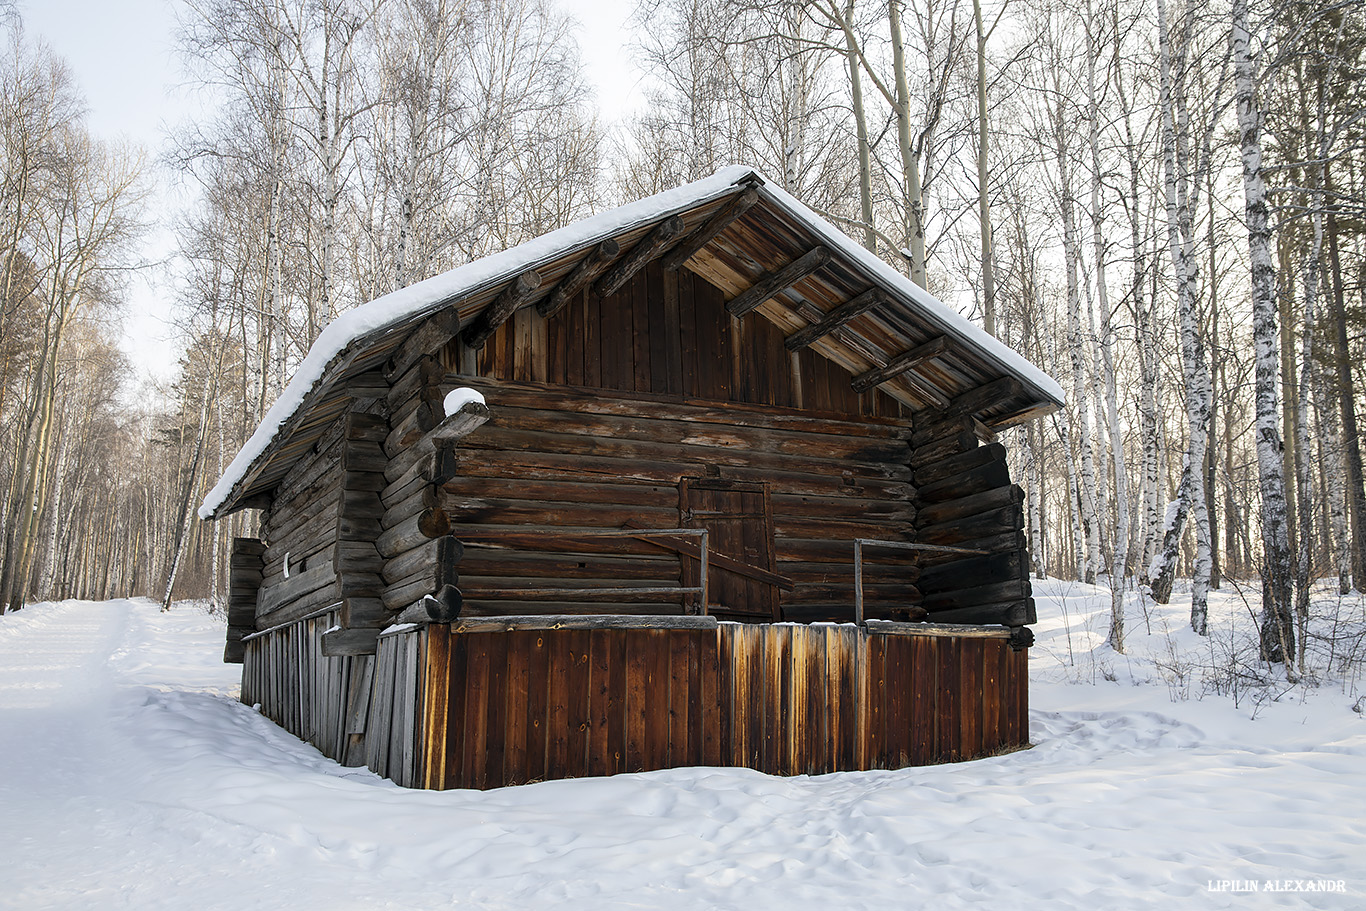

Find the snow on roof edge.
[
  {"left": 199, "top": 166, "right": 755, "bottom": 519},
  {"left": 200, "top": 165, "right": 1064, "bottom": 521}
]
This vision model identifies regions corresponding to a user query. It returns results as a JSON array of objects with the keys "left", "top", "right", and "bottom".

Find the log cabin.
[{"left": 201, "top": 167, "right": 1064, "bottom": 789}]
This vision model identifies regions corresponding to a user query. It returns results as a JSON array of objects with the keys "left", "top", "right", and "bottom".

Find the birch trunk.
[{"left": 1232, "top": 0, "right": 1295, "bottom": 663}]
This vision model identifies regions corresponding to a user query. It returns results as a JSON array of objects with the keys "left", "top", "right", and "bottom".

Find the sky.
[{"left": 16, "top": 0, "right": 644, "bottom": 386}]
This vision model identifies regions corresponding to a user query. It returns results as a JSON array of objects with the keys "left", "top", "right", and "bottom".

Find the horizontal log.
[
  {"left": 537, "top": 238, "right": 620, "bottom": 319},
  {"left": 915, "top": 460, "right": 1014, "bottom": 505},
  {"left": 949, "top": 377, "right": 1024, "bottom": 417},
  {"left": 863, "top": 619, "right": 1014, "bottom": 638},
  {"left": 345, "top": 368, "right": 390, "bottom": 401},
  {"left": 913, "top": 442, "right": 1008, "bottom": 487},
  {"left": 925, "top": 599, "right": 1035, "bottom": 626},
  {"left": 382, "top": 449, "right": 453, "bottom": 507},
  {"left": 385, "top": 354, "right": 444, "bottom": 414},
  {"left": 223, "top": 632, "right": 249, "bottom": 664},
  {"left": 852, "top": 336, "right": 950, "bottom": 394},
  {"left": 321, "top": 627, "right": 381, "bottom": 657},
  {"left": 912, "top": 530, "right": 1027, "bottom": 567},
  {"left": 341, "top": 469, "right": 386, "bottom": 493},
  {"left": 458, "top": 601, "right": 687, "bottom": 618},
  {"left": 784, "top": 287, "right": 885, "bottom": 351},
  {"left": 333, "top": 540, "right": 384, "bottom": 575},
  {"left": 462, "top": 270, "right": 542, "bottom": 350},
  {"left": 919, "top": 578, "right": 1032, "bottom": 612},
  {"left": 384, "top": 400, "right": 441, "bottom": 457},
  {"left": 909, "top": 431, "right": 979, "bottom": 469},
  {"left": 725, "top": 246, "right": 830, "bottom": 317},
  {"left": 232, "top": 537, "right": 266, "bottom": 557},
  {"left": 340, "top": 487, "right": 385, "bottom": 520},
  {"left": 910, "top": 412, "right": 977, "bottom": 449},
  {"left": 342, "top": 443, "right": 387, "bottom": 476},
  {"left": 336, "top": 515, "right": 383, "bottom": 543},
  {"left": 345, "top": 411, "right": 390, "bottom": 444},
  {"left": 382, "top": 485, "right": 440, "bottom": 530},
  {"left": 914, "top": 506, "right": 1023, "bottom": 546},
  {"left": 341, "top": 597, "right": 388, "bottom": 628},
  {"left": 382, "top": 570, "right": 457, "bottom": 612},
  {"left": 594, "top": 216, "right": 683, "bottom": 298},
  {"left": 917, "top": 550, "right": 1027, "bottom": 592},
  {"left": 382, "top": 535, "right": 464, "bottom": 585},
  {"left": 447, "top": 614, "right": 718, "bottom": 633},
  {"left": 456, "top": 374, "right": 912, "bottom": 439},
  {"left": 376, "top": 507, "right": 451, "bottom": 559},
  {"left": 915, "top": 484, "right": 1024, "bottom": 527},
  {"left": 663, "top": 185, "right": 759, "bottom": 271},
  {"left": 271, "top": 438, "right": 344, "bottom": 513},
  {"left": 257, "top": 560, "right": 336, "bottom": 615},
  {"left": 385, "top": 309, "right": 461, "bottom": 382},
  {"left": 254, "top": 585, "right": 342, "bottom": 630}
]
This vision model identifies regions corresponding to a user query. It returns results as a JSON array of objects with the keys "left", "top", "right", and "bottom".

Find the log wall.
[
  {"left": 436, "top": 379, "right": 920, "bottom": 622},
  {"left": 461, "top": 259, "right": 904, "bottom": 420},
  {"left": 421, "top": 619, "right": 1029, "bottom": 790},
  {"left": 240, "top": 608, "right": 428, "bottom": 786}
]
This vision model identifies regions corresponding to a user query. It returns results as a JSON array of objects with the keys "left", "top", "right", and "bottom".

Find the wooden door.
[{"left": 679, "top": 477, "right": 780, "bottom": 621}]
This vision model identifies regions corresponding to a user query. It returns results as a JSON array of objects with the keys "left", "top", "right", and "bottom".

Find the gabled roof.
[{"left": 200, "top": 166, "right": 1064, "bottom": 520}]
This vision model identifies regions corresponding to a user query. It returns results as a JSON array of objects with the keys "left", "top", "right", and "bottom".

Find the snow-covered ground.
[{"left": 2, "top": 581, "right": 1362, "bottom": 910}]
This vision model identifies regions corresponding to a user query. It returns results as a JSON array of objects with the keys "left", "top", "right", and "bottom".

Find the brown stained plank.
[
  {"left": 823, "top": 629, "right": 842, "bottom": 772},
  {"left": 564, "top": 629, "right": 591, "bottom": 778},
  {"left": 644, "top": 630, "right": 671, "bottom": 772},
  {"left": 625, "top": 631, "right": 648, "bottom": 772},
  {"left": 422, "top": 625, "right": 451, "bottom": 789},
  {"left": 678, "top": 268, "right": 699, "bottom": 398},
  {"left": 586, "top": 628, "right": 612, "bottom": 777},
  {"left": 564, "top": 289, "right": 584, "bottom": 387},
  {"left": 661, "top": 264, "right": 684, "bottom": 395},
  {"left": 442, "top": 632, "right": 468, "bottom": 791},
  {"left": 959, "top": 638, "right": 983, "bottom": 759},
  {"left": 865, "top": 633, "right": 885, "bottom": 769},
  {"left": 938, "top": 636, "right": 961, "bottom": 762},
  {"left": 606, "top": 629, "right": 627, "bottom": 776},
  {"left": 1015, "top": 645, "right": 1030, "bottom": 748},
  {"left": 704, "top": 627, "right": 726, "bottom": 767},
  {"left": 504, "top": 632, "right": 532, "bottom": 785},
  {"left": 787, "top": 625, "right": 809, "bottom": 776},
  {"left": 765, "top": 625, "right": 790, "bottom": 775},
  {"left": 585, "top": 289, "right": 602, "bottom": 388},
  {"left": 668, "top": 630, "right": 691, "bottom": 768},
  {"left": 979, "top": 639, "right": 1001, "bottom": 756},
  {"left": 632, "top": 271, "right": 652, "bottom": 395},
  {"left": 910, "top": 635, "right": 933, "bottom": 766},
  {"left": 728, "top": 626, "right": 751, "bottom": 767},
  {"left": 547, "top": 629, "right": 571, "bottom": 781},
  {"left": 482, "top": 632, "right": 508, "bottom": 788},
  {"left": 686, "top": 630, "right": 703, "bottom": 767},
  {"left": 881, "top": 634, "right": 907, "bottom": 769},
  {"left": 525, "top": 632, "right": 550, "bottom": 783},
  {"left": 647, "top": 261, "right": 670, "bottom": 395}
]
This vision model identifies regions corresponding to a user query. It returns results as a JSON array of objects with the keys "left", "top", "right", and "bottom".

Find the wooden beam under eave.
[
  {"left": 784, "top": 287, "right": 886, "bottom": 351},
  {"left": 593, "top": 215, "right": 684, "bottom": 298},
  {"left": 460, "top": 269, "right": 542, "bottom": 350},
  {"left": 949, "top": 376, "right": 1024, "bottom": 417},
  {"left": 725, "top": 246, "right": 831, "bottom": 318},
  {"left": 662, "top": 186, "right": 760, "bottom": 272},
  {"left": 851, "top": 335, "right": 950, "bottom": 393},
  {"left": 537, "top": 238, "right": 620, "bottom": 319}
]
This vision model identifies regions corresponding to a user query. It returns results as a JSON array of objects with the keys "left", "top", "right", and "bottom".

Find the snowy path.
[{"left": 1, "top": 592, "right": 1363, "bottom": 910}]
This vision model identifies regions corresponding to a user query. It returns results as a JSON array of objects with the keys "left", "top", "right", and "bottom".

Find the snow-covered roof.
[{"left": 201, "top": 166, "right": 1063, "bottom": 519}]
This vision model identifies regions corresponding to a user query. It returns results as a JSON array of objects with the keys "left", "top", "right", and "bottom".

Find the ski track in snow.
[{"left": 1, "top": 586, "right": 1363, "bottom": 910}]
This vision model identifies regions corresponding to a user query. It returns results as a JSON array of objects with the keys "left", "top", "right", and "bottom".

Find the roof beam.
[
  {"left": 460, "top": 269, "right": 542, "bottom": 350},
  {"left": 725, "top": 246, "right": 831, "bottom": 318},
  {"left": 662, "top": 185, "right": 760, "bottom": 272},
  {"left": 536, "top": 238, "right": 620, "bottom": 319},
  {"left": 850, "top": 335, "right": 949, "bottom": 393},
  {"left": 385, "top": 309, "right": 460, "bottom": 382},
  {"left": 593, "top": 215, "right": 684, "bottom": 298},
  {"left": 948, "top": 376, "right": 1023, "bottom": 417},
  {"left": 784, "top": 287, "right": 886, "bottom": 351}
]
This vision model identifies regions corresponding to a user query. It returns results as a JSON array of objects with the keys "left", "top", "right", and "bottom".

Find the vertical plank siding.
[
  {"left": 241, "top": 611, "right": 427, "bottom": 787},
  {"left": 424, "top": 621, "right": 1030, "bottom": 791}
]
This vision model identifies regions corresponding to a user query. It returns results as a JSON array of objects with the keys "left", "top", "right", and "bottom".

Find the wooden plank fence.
[{"left": 241, "top": 613, "right": 1028, "bottom": 791}]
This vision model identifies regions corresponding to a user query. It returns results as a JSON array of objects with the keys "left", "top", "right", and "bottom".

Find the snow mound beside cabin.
[{"left": 0, "top": 586, "right": 1362, "bottom": 910}]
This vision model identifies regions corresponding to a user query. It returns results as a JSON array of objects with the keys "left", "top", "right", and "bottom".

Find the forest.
[{"left": 0, "top": 0, "right": 1361, "bottom": 675}]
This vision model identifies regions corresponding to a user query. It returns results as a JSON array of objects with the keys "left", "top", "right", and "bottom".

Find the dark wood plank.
[
  {"left": 525, "top": 630, "right": 550, "bottom": 783},
  {"left": 564, "top": 628, "right": 591, "bottom": 778}
]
